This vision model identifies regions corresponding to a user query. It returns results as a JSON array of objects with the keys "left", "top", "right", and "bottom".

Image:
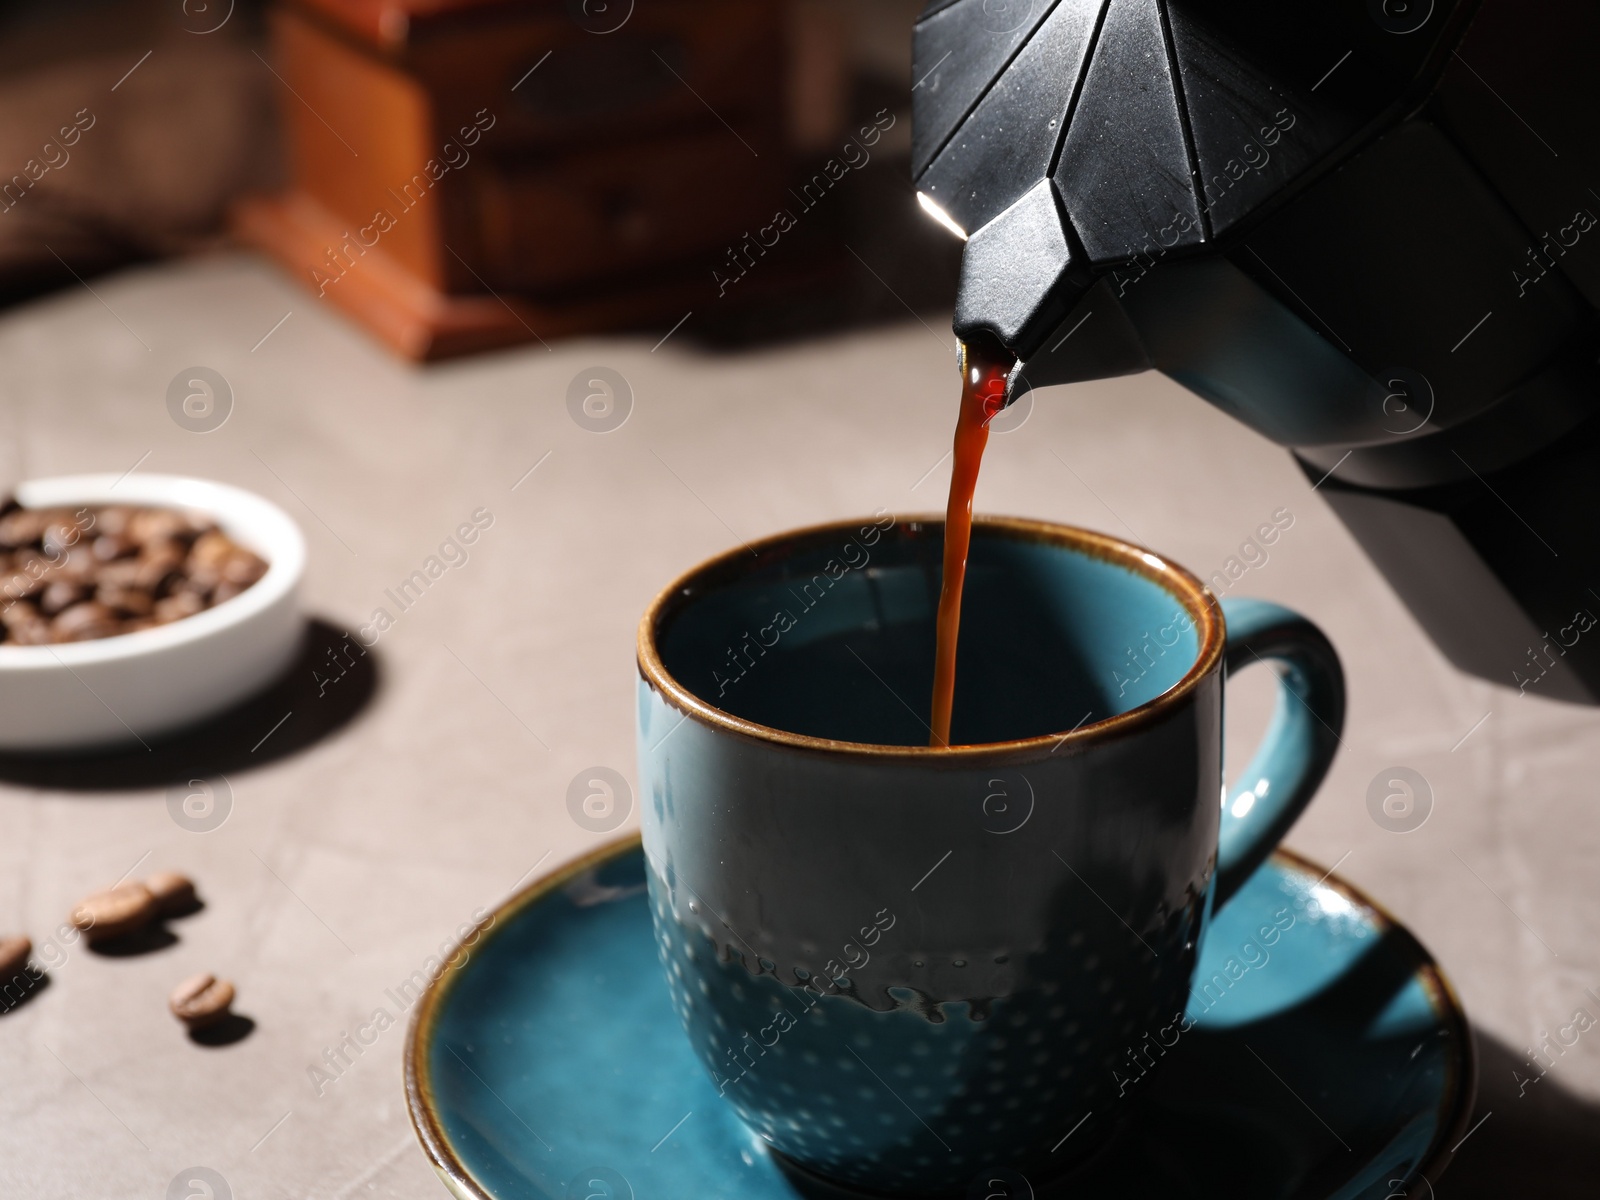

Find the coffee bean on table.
[
  {"left": 169, "top": 973, "right": 235, "bottom": 1031},
  {"left": 0, "top": 935, "right": 30, "bottom": 981},
  {"left": 145, "top": 871, "right": 198, "bottom": 917},
  {"left": 70, "top": 882, "right": 158, "bottom": 942}
]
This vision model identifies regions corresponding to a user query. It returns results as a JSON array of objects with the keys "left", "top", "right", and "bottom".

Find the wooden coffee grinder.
[{"left": 235, "top": 0, "right": 792, "bottom": 360}]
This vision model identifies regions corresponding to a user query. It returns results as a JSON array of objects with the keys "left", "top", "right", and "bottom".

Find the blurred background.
[
  {"left": 0, "top": 0, "right": 960, "bottom": 352},
  {"left": 2, "top": 2, "right": 1597, "bottom": 1197}
]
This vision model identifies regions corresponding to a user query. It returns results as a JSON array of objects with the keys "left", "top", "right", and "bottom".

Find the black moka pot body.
[{"left": 914, "top": 0, "right": 1600, "bottom": 701}]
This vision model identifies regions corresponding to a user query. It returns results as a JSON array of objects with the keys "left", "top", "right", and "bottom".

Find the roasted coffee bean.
[
  {"left": 145, "top": 871, "right": 198, "bottom": 917},
  {"left": 134, "top": 544, "right": 186, "bottom": 592},
  {"left": 189, "top": 531, "right": 233, "bottom": 571},
  {"left": 153, "top": 592, "right": 205, "bottom": 624},
  {"left": 4, "top": 552, "right": 47, "bottom": 598},
  {"left": 128, "top": 508, "right": 194, "bottom": 545},
  {"left": 41, "top": 519, "right": 88, "bottom": 559},
  {"left": 92, "top": 533, "right": 136, "bottom": 562},
  {"left": 2, "top": 615, "right": 51, "bottom": 645},
  {"left": 97, "top": 506, "right": 134, "bottom": 536},
  {"left": 0, "top": 601, "right": 48, "bottom": 646},
  {"left": 181, "top": 565, "right": 221, "bottom": 597},
  {"left": 221, "top": 550, "right": 267, "bottom": 586},
  {"left": 38, "top": 579, "right": 89, "bottom": 616},
  {"left": 0, "top": 508, "right": 49, "bottom": 549},
  {"left": 93, "top": 558, "right": 142, "bottom": 588},
  {"left": 0, "top": 499, "right": 270, "bottom": 645},
  {"left": 71, "top": 882, "right": 158, "bottom": 942},
  {"left": 95, "top": 584, "right": 154, "bottom": 617},
  {"left": 51, "top": 601, "right": 121, "bottom": 642},
  {"left": 0, "top": 600, "right": 39, "bottom": 631},
  {"left": 52, "top": 545, "right": 98, "bottom": 584},
  {"left": 169, "top": 972, "right": 235, "bottom": 1030},
  {"left": 0, "top": 935, "right": 30, "bottom": 981}
]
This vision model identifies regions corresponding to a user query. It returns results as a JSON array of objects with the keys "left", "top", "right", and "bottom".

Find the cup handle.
[{"left": 1213, "top": 597, "right": 1346, "bottom": 910}]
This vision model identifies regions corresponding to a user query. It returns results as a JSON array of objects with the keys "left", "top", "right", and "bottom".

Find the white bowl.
[{"left": 0, "top": 474, "right": 306, "bottom": 751}]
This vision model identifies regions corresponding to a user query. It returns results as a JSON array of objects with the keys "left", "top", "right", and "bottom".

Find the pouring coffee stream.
[
  {"left": 912, "top": 0, "right": 1600, "bottom": 702},
  {"left": 930, "top": 341, "right": 1014, "bottom": 746}
]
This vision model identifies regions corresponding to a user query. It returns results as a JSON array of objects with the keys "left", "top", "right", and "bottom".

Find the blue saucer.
[{"left": 405, "top": 839, "right": 1473, "bottom": 1199}]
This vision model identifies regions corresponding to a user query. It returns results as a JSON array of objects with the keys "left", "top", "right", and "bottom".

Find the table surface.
[{"left": 1, "top": 253, "right": 1595, "bottom": 1198}]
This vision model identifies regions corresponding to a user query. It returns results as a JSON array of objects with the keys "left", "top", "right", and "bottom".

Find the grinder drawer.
[{"left": 475, "top": 129, "right": 782, "bottom": 293}]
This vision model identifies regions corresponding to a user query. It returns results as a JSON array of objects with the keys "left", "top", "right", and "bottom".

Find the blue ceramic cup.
[{"left": 636, "top": 515, "right": 1344, "bottom": 1195}]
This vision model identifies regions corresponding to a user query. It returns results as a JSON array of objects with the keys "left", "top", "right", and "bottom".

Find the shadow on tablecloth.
[
  {"left": 0, "top": 617, "right": 377, "bottom": 790},
  {"left": 1448, "top": 1030, "right": 1600, "bottom": 1198}
]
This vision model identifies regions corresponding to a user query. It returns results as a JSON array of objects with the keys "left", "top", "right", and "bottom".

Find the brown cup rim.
[{"left": 635, "top": 514, "right": 1225, "bottom": 763}]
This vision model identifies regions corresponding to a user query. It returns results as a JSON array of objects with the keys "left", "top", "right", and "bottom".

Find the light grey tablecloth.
[{"left": 0, "top": 254, "right": 1594, "bottom": 1197}]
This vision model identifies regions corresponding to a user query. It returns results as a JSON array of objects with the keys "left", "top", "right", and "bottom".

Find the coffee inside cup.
[{"left": 654, "top": 520, "right": 1205, "bottom": 747}]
